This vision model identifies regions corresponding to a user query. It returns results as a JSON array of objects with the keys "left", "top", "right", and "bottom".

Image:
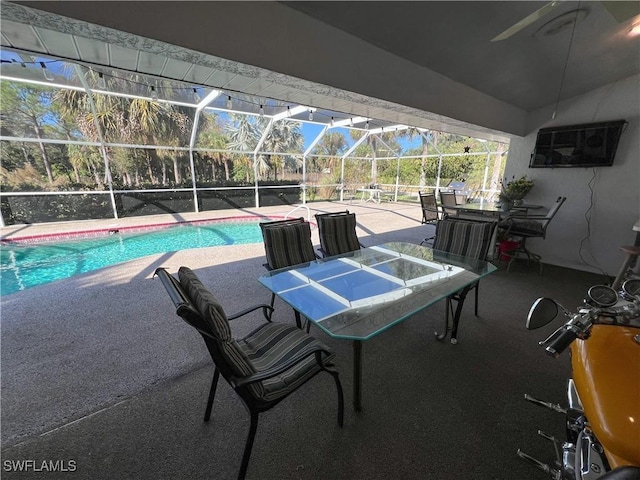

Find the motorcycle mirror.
[{"left": 526, "top": 297, "right": 559, "bottom": 330}]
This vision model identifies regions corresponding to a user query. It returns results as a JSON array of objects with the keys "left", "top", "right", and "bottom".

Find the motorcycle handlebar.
[{"left": 545, "top": 327, "right": 578, "bottom": 358}]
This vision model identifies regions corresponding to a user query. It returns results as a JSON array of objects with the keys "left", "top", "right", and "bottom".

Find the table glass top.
[{"left": 259, "top": 242, "right": 496, "bottom": 340}]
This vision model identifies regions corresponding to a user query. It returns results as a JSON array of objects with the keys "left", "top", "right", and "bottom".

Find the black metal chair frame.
[
  {"left": 432, "top": 217, "right": 498, "bottom": 343},
  {"left": 259, "top": 217, "right": 318, "bottom": 329},
  {"left": 499, "top": 196, "right": 567, "bottom": 273},
  {"left": 419, "top": 191, "right": 441, "bottom": 246},
  {"left": 154, "top": 267, "right": 344, "bottom": 480},
  {"left": 439, "top": 191, "right": 459, "bottom": 217}
]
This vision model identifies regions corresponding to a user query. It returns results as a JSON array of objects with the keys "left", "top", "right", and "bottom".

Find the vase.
[{"left": 500, "top": 201, "right": 512, "bottom": 212}]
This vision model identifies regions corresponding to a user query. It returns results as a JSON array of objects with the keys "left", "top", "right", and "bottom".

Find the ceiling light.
[
  {"left": 40, "top": 62, "right": 53, "bottom": 81},
  {"left": 333, "top": 116, "right": 369, "bottom": 128},
  {"left": 629, "top": 22, "right": 640, "bottom": 36}
]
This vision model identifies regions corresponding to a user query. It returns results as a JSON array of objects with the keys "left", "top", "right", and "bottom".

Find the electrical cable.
[{"left": 578, "top": 167, "right": 611, "bottom": 282}]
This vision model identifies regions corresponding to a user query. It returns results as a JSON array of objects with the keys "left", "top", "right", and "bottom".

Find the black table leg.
[
  {"left": 450, "top": 286, "right": 472, "bottom": 344},
  {"left": 353, "top": 340, "right": 362, "bottom": 412}
]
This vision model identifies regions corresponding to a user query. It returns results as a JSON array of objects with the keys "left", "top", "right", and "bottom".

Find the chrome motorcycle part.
[
  {"left": 621, "top": 279, "right": 640, "bottom": 299},
  {"left": 527, "top": 297, "right": 559, "bottom": 329},
  {"left": 516, "top": 449, "right": 561, "bottom": 479},
  {"left": 562, "top": 442, "right": 577, "bottom": 480},
  {"left": 567, "top": 379, "right": 583, "bottom": 411},
  {"left": 586, "top": 285, "right": 618, "bottom": 308},
  {"left": 524, "top": 393, "right": 567, "bottom": 414},
  {"left": 576, "top": 430, "right": 608, "bottom": 480},
  {"left": 538, "top": 430, "right": 562, "bottom": 466}
]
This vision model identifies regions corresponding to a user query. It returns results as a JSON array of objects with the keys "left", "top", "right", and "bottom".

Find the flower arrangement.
[{"left": 499, "top": 175, "right": 534, "bottom": 203}]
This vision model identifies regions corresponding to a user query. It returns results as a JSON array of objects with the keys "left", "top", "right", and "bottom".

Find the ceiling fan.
[{"left": 491, "top": 1, "right": 640, "bottom": 42}]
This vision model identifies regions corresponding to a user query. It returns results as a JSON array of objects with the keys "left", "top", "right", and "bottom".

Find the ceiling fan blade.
[{"left": 491, "top": 1, "right": 560, "bottom": 42}]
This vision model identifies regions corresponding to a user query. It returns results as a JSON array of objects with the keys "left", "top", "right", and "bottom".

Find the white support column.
[
  {"left": 253, "top": 118, "right": 275, "bottom": 207},
  {"left": 303, "top": 126, "right": 329, "bottom": 204},
  {"left": 74, "top": 64, "right": 119, "bottom": 219},
  {"left": 374, "top": 135, "right": 402, "bottom": 202},
  {"left": 479, "top": 140, "right": 491, "bottom": 199},
  {"left": 340, "top": 134, "right": 370, "bottom": 201},
  {"left": 188, "top": 90, "right": 221, "bottom": 212}
]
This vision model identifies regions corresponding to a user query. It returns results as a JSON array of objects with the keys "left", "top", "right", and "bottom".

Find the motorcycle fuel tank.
[{"left": 571, "top": 324, "right": 640, "bottom": 469}]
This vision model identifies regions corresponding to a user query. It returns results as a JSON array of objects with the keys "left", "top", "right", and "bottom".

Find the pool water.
[{"left": 0, "top": 221, "right": 263, "bottom": 295}]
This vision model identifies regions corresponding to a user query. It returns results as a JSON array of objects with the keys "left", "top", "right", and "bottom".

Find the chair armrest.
[
  {"left": 231, "top": 348, "right": 332, "bottom": 388},
  {"left": 228, "top": 304, "right": 274, "bottom": 323},
  {"left": 504, "top": 213, "right": 547, "bottom": 220}
]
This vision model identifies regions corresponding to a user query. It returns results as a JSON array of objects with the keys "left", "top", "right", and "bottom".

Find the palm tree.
[
  {"left": 403, "top": 127, "right": 431, "bottom": 188},
  {"left": 1, "top": 82, "right": 57, "bottom": 184},
  {"left": 349, "top": 130, "right": 399, "bottom": 185},
  {"left": 315, "top": 131, "right": 348, "bottom": 177},
  {"left": 262, "top": 120, "right": 304, "bottom": 180},
  {"left": 224, "top": 114, "right": 263, "bottom": 182}
]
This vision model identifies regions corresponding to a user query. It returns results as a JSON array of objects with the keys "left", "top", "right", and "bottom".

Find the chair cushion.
[
  {"left": 178, "top": 267, "right": 257, "bottom": 381},
  {"left": 318, "top": 213, "right": 360, "bottom": 256},
  {"left": 508, "top": 219, "right": 544, "bottom": 236},
  {"left": 261, "top": 221, "right": 316, "bottom": 269},
  {"left": 434, "top": 219, "right": 495, "bottom": 260},
  {"left": 238, "top": 322, "right": 335, "bottom": 402}
]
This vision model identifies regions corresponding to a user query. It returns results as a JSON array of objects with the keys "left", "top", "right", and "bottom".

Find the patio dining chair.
[
  {"left": 315, "top": 210, "right": 362, "bottom": 257},
  {"left": 419, "top": 192, "right": 441, "bottom": 246},
  {"left": 432, "top": 217, "right": 498, "bottom": 343},
  {"left": 260, "top": 217, "right": 318, "bottom": 328},
  {"left": 154, "top": 266, "right": 344, "bottom": 480},
  {"left": 439, "top": 191, "right": 459, "bottom": 217},
  {"left": 498, "top": 196, "right": 566, "bottom": 274},
  {"left": 419, "top": 192, "right": 441, "bottom": 225}
]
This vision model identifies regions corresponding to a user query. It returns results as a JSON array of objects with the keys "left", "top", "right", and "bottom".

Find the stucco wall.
[{"left": 505, "top": 74, "right": 639, "bottom": 275}]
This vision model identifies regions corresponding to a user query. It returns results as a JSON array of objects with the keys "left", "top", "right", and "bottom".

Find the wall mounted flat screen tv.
[{"left": 530, "top": 120, "right": 626, "bottom": 168}]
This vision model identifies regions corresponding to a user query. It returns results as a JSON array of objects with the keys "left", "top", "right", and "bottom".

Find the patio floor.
[{"left": 0, "top": 200, "right": 604, "bottom": 479}]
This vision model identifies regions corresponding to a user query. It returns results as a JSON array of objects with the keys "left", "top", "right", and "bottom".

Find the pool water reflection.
[{"left": 0, "top": 221, "right": 263, "bottom": 295}]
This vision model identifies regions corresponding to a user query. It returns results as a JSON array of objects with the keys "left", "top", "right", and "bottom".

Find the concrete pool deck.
[
  {"left": 1, "top": 200, "right": 606, "bottom": 479},
  {"left": 0, "top": 201, "right": 430, "bottom": 441},
  {"left": 0, "top": 200, "right": 422, "bottom": 243}
]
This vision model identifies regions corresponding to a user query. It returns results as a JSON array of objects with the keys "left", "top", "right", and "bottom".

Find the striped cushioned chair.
[
  {"left": 260, "top": 218, "right": 317, "bottom": 270},
  {"left": 260, "top": 218, "right": 317, "bottom": 328},
  {"left": 433, "top": 218, "right": 497, "bottom": 343},
  {"left": 315, "top": 211, "right": 361, "bottom": 257},
  {"left": 154, "top": 266, "right": 344, "bottom": 480}
]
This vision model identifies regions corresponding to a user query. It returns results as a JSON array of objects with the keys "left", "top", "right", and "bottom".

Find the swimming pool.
[{"left": 0, "top": 220, "right": 265, "bottom": 295}]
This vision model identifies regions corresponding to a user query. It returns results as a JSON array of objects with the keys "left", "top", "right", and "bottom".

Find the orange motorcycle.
[{"left": 519, "top": 276, "right": 640, "bottom": 480}]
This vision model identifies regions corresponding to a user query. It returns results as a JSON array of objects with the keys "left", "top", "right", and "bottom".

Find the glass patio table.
[{"left": 259, "top": 241, "right": 497, "bottom": 411}]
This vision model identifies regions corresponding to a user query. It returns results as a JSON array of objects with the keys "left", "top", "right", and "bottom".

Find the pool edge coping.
[{"left": 0, "top": 215, "right": 296, "bottom": 245}]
